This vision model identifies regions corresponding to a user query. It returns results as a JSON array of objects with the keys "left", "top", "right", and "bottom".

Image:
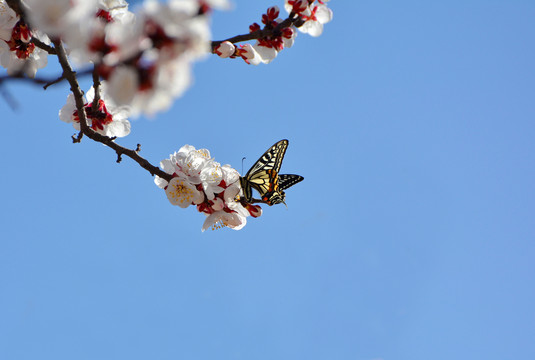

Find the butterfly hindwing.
[
  {"left": 260, "top": 175, "right": 304, "bottom": 206},
  {"left": 278, "top": 174, "right": 304, "bottom": 191}
]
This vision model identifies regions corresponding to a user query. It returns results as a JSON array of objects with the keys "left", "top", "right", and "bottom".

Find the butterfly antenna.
[{"left": 241, "top": 157, "right": 246, "bottom": 174}]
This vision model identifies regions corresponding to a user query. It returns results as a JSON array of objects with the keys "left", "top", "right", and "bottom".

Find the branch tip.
[{"left": 72, "top": 132, "right": 83, "bottom": 143}]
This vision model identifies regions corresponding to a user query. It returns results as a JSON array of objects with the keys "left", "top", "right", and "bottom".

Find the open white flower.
[
  {"left": 178, "top": 146, "right": 211, "bottom": 183},
  {"left": 201, "top": 198, "right": 250, "bottom": 232},
  {"left": 201, "top": 207, "right": 247, "bottom": 232},
  {"left": 165, "top": 175, "right": 204, "bottom": 208},
  {"left": 58, "top": 82, "right": 131, "bottom": 138},
  {"left": 298, "top": 3, "right": 333, "bottom": 37}
]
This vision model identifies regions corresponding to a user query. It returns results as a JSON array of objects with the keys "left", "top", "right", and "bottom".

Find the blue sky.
[{"left": 1, "top": 1, "right": 535, "bottom": 359}]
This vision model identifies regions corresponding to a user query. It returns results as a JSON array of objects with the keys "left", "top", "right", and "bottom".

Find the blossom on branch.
[
  {"left": 285, "top": 0, "right": 333, "bottom": 37},
  {"left": 0, "top": 1, "right": 48, "bottom": 77},
  {"left": 155, "top": 144, "right": 262, "bottom": 231},
  {"left": 220, "top": 2, "right": 333, "bottom": 65},
  {"left": 59, "top": 82, "right": 131, "bottom": 138},
  {"left": 242, "top": 6, "right": 297, "bottom": 64},
  {"left": 214, "top": 40, "right": 235, "bottom": 58},
  {"left": 234, "top": 43, "right": 260, "bottom": 65},
  {"left": 165, "top": 175, "right": 204, "bottom": 208}
]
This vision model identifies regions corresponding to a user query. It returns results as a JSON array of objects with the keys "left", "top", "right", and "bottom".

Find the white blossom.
[
  {"left": 201, "top": 205, "right": 248, "bottom": 232},
  {"left": 59, "top": 82, "right": 131, "bottom": 138},
  {"left": 24, "top": 0, "right": 97, "bottom": 39},
  {"left": 165, "top": 175, "right": 204, "bottom": 208}
]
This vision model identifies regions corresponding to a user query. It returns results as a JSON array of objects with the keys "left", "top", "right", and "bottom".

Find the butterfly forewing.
[{"left": 245, "top": 140, "right": 288, "bottom": 176}]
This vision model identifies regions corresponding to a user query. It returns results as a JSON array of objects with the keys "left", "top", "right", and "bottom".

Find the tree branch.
[
  {"left": 211, "top": 16, "right": 302, "bottom": 52},
  {"left": 53, "top": 39, "right": 173, "bottom": 182}
]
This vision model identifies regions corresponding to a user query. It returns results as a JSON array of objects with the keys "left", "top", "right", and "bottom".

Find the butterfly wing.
[
  {"left": 261, "top": 174, "right": 304, "bottom": 206},
  {"left": 244, "top": 139, "right": 288, "bottom": 177},
  {"left": 278, "top": 174, "right": 304, "bottom": 191}
]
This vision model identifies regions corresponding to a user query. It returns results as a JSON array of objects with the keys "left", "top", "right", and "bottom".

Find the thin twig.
[
  {"left": 0, "top": 68, "right": 92, "bottom": 89},
  {"left": 43, "top": 74, "right": 66, "bottom": 89},
  {"left": 32, "top": 38, "right": 57, "bottom": 54},
  {"left": 72, "top": 132, "right": 83, "bottom": 143}
]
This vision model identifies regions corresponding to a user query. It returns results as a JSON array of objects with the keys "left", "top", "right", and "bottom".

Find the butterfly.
[{"left": 240, "top": 139, "right": 303, "bottom": 206}]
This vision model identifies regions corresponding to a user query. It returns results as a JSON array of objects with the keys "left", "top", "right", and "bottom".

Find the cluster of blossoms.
[
  {"left": 0, "top": 0, "right": 227, "bottom": 117},
  {"left": 214, "top": 0, "right": 332, "bottom": 64},
  {"left": 155, "top": 145, "right": 263, "bottom": 231}
]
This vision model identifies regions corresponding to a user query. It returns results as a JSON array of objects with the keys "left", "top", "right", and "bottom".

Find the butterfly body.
[{"left": 240, "top": 140, "right": 303, "bottom": 206}]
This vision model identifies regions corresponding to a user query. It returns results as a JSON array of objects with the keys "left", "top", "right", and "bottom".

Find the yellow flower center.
[
  {"left": 211, "top": 219, "right": 228, "bottom": 231},
  {"left": 169, "top": 180, "right": 193, "bottom": 204}
]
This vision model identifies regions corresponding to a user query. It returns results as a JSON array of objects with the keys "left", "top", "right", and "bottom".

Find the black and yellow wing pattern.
[
  {"left": 278, "top": 174, "right": 304, "bottom": 191},
  {"left": 240, "top": 139, "right": 303, "bottom": 206}
]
